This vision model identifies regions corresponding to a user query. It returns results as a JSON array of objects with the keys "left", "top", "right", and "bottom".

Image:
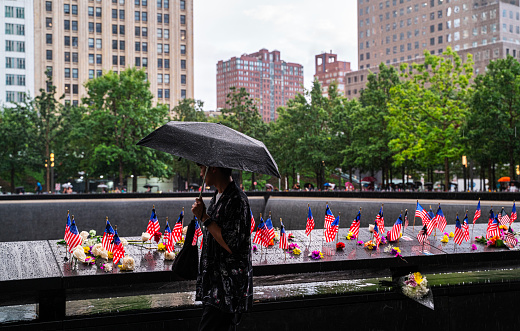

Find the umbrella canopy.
[
  {"left": 97, "top": 184, "right": 108, "bottom": 188},
  {"left": 62, "top": 183, "right": 73, "bottom": 188},
  {"left": 362, "top": 176, "right": 377, "bottom": 182},
  {"left": 137, "top": 122, "right": 280, "bottom": 178},
  {"left": 498, "top": 176, "right": 511, "bottom": 182},
  {"left": 143, "top": 183, "right": 159, "bottom": 188}
]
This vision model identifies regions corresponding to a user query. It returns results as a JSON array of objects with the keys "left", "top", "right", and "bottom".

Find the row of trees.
[{"left": 1, "top": 47, "right": 519, "bottom": 192}]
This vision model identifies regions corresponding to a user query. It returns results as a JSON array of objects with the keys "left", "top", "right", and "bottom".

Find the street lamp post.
[{"left": 462, "top": 155, "right": 467, "bottom": 192}]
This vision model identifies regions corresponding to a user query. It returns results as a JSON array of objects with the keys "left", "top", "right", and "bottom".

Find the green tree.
[
  {"left": 388, "top": 47, "right": 474, "bottom": 190},
  {"left": 219, "top": 87, "right": 267, "bottom": 188},
  {"left": 470, "top": 55, "right": 520, "bottom": 181},
  {"left": 352, "top": 63, "right": 401, "bottom": 187},
  {"left": 82, "top": 68, "right": 173, "bottom": 191},
  {"left": 0, "top": 102, "right": 38, "bottom": 192}
]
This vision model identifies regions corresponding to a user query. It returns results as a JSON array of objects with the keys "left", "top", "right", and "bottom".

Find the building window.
[
  {"left": 158, "top": 13, "right": 162, "bottom": 23},
  {"left": 88, "top": 22, "right": 94, "bottom": 32},
  {"left": 135, "top": 57, "right": 141, "bottom": 66},
  {"left": 89, "top": 70, "right": 95, "bottom": 79},
  {"left": 96, "top": 54, "right": 102, "bottom": 64},
  {"left": 47, "top": 18, "right": 53, "bottom": 28},
  {"left": 135, "top": 11, "right": 140, "bottom": 21},
  {"left": 181, "top": 74, "right": 186, "bottom": 85},
  {"left": 438, "top": 35, "right": 443, "bottom": 44},
  {"left": 143, "top": 57, "right": 148, "bottom": 67},
  {"left": 65, "top": 52, "right": 71, "bottom": 62},
  {"left": 157, "top": 0, "right": 162, "bottom": 8},
  {"left": 120, "top": 10, "right": 125, "bottom": 19},
  {"left": 180, "top": 0, "right": 185, "bottom": 10},
  {"left": 181, "top": 59, "right": 186, "bottom": 69},
  {"left": 73, "top": 68, "right": 78, "bottom": 78},
  {"left": 96, "top": 7, "right": 102, "bottom": 17},
  {"left": 89, "top": 54, "right": 94, "bottom": 64},
  {"left": 88, "top": 7, "right": 94, "bottom": 16},
  {"left": 113, "top": 55, "right": 118, "bottom": 65},
  {"left": 120, "top": 25, "right": 125, "bottom": 34},
  {"left": 142, "top": 12, "right": 147, "bottom": 21},
  {"left": 97, "top": 70, "right": 102, "bottom": 77},
  {"left": 158, "top": 89, "right": 163, "bottom": 98},
  {"left": 164, "top": 74, "right": 170, "bottom": 83},
  {"left": 64, "top": 4, "right": 70, "bottom": 14},
  {"left": 73, "top": 84, "right": 78, "bottom": 94},
  {"left": 158, "top": 43, "right": 162, "bottom": 53},
  {"left": 181, "top": 89, "right": 186, "bottom": 99},
  {"left": 430, "top": 37, "right": 435, "bottom": 45},
  {"left": 112, "top": 40, "right": 118, "bottom": 49},
  {"left": 72, "top": 37, "right": 78, "bottom": 47},
  {"left": 165, "top": 89, "right": 170, "bottom": 99},
  {"left": 120, "top": 41, "right": 125, "bottom": 50},
  {"left": 135, "top": 42, "right": 141, "bottom": 51},
  {"left": 112, "top": 25, "right": 118, "bottom": 34},
  {"left": 164, "top": 59, "right": 169, "bottom": 68},
  {"left": 164, "top": 0, "right": 169, "bottom": 8},
  {"left": 96, "top": 39, "right": 102, "bottom": 49},
  {"left": 46, "top": 50, "right": 53, "bottom": 60},
  {"left": 164, "top": 44, "right": 169, "bottom": 53},
  {"left": 65, "top": 68, "right": 71, "bottom": 78},
  {"left": 71, "top": 21, "right": 77, "bottom": 31},
  {"left": 181, "top": 45, "right": 186, "bottom": 54},
  {"left": 158, "top": 29, "right": 162, "bottom": 38},
  {"left": 158, "top": 58, "right": 163, "bottom": 68},
  {"left": 142, "top": 27, "right": 148, "bottom": 37},
  {"left": 181, "top": 30, "right": 186, "bottom": 41},
  {"left": 142, "top": 42, "right": 148, "bottom": 52},
  {"left": 72, "top": 53, "right": 78, "bottom": 63},
  {"left": 181, "top": 15, "right": 186, "bottom": 25},
  {"left": 96, "top": 23, "right": 101, "bottom": 33},
  {"left": 135, "top": 27, "right": 140, "bottom": 36},
  {"left": 120, "top": 56, "right": 125, "bottom": 65},
  {"left": 46, "top": 1, "right": 52, "bottom": 11},
  {"left": 164, "top": 14, "right": 169, "bottom": 23},
  {"left": 46, "top": 34, "right": 52, "bottom": 44},
  {"left": 112, "top": 9, "right": 118, "bottom": 19}
]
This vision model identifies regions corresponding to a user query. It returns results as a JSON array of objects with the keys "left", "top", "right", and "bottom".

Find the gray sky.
[{"left": 193, "top": 0, "right": 358, "bottom": 110}]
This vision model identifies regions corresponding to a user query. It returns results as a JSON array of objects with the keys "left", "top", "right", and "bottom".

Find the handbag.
[{"left": 171, "top": 217, "right": 199, "bottom": 280}]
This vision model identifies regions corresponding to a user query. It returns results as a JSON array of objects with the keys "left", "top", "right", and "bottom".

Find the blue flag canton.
[
  {"left": 355, "top": 211, "right": 361, "bottom": 222},
  {"left": 331, "top": 216, "right": 340, "bottom": 227},
  {"left": 113, "top": 230, "right": 121, "bottom": 245},
  {"left": 395, "top": 215, "right": 403, "bottom": 225},
  {"left": 308, "top": 207, "right": 313, "bottom": 219},
  {"left": 455, "top": 216, "right": 462, "bottom": 229},
  {"left": 164, "top": 222, "right": 172, "bottom": 234},
  {"left": 105, "top": 221, "right": 115, "bottom": 235},
  {"left": 66, "top": 214, "right": 71, "bottom": 227},
  {"left": 265, "top": 217, "right": 274, "bottom": 229},
  {"left": 69, "top": 221, "right": 79, "bottom": 235},
  {"left": 176, "top": 211, "right": 184, "bottom": 224}
]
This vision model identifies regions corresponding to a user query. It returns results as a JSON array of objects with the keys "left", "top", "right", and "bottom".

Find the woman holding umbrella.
[{"left": 192, "top": 164, "right": 252, "bottom": 330}]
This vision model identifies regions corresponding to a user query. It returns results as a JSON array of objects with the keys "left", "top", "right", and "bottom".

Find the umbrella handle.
[{"left": 198, "top": 166, "right": 209, "bottom": 199}]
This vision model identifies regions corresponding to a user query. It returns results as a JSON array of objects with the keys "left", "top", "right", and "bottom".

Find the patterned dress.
[{"left": 196, "top": 181, "right": 253, "bottom": 314}]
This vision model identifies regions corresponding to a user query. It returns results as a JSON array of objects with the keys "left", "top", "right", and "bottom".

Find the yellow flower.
[
  {"left": 441, "top": 235, "right": 449, "bottom": 243},
  {"left": 108, "top": 251, "right": 113, "bottom": 259},
  {"left": 413, "top": 272, "right": 424, "bottom": 285},
  {"left": 394, "top": 247, "right": 401, "bottom": 253},
  {"left": 293, "top": 248, "right": 301, "bottom": 255},
  {"left": 499, "top": 225, "right": 508, "bottom": 230},
  {"left": 83, "top": 246, "right": 90, "bottom": 254},
  {"left": 117, "top": 265, "right": 122, "bottom": 269},
  {"left": 157, "top": 243, "right": 166, "bottom": 251},
  {"left": 449, "top": 232, "right": 455, "bottom": 238}
]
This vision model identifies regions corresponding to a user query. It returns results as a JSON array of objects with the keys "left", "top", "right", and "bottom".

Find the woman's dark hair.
[{"left": 219, "top": 167, "right": 233, "bottom": 177}]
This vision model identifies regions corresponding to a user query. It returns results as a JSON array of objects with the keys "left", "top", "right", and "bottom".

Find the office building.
[
  {"left": 216, "top": 48, "right": 304, "bottom": 123},
  {"left": 33, "top": 0, "right": 193, "bottom": 109},
  {"left": 346, "top": 0, "right": 520, "bottom": 98},
  {"left": 314, "top": 51, "right": 351, "bottom": 96},
  {"left": 1, "top": 0, "right": 35, "bottom": 107}
]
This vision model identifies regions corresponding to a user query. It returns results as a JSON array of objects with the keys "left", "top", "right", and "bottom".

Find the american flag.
[
  {"left": 324, "top": 216, "right": 340, "bottom": 242},
  {"left": 373, "top": 223, "right": 381, "bottom": 248},
  {"left": 265, "top": 216, "right": 276, "bottom": 243},
  {"left": 66, "top": 218, "right": 83, "bottom": 253},
  {"left": 417, "top": 224, "right": 429, "bottom": 245},
  {"left": 146, "top": 207, "right": 160, "bottom": 236},
  {"left": 505, "top": 226, "right": 518, "bottom": 247},
  {"left": 462, "top": 213, "right": 470, "bottom": 242},
  {"left": 305, "top": 206, "right": 315, "bottom": 236},
  {"left": 164, "top": 221, "right": 174, "bottom": 253},
  {"left": 64, "top": 212, "right": 72, "bottom": 242},
  {"left": 349, "top": 211, "right": 361, "bottom": 238},
  {"left": 511, "top": 202, "right": 517, "bottom": 224},
  {"left": 426, "top": 213, "right": 436, "bottom": 236},
  {"left": 487, "top": 209, "right": 495, "bottom": 227},
  {"left": 486, "top": 214, "right": 500, "bottom": 239},
  {"left": 454, "top": 216, "right": 464, "bottom": 245},
  {"left": 102, "top": 218, "right": 115, "bottom": 252},
  {"left": 415, "top": 202, "right": 430, "bottom": 225},
  {"left": 324, "top": 204, "right": 335, "bottom": 229},
  {"left": 473, "top": 200, "right": 481, "bottom": 224},
  {"left": 375, "top": 207, "right": 385, "bottom": 233},
  {"left": 404, "top": 210, "right": 409, "bottom": 230},
  {"left": 388, "top": 214, "right": 403, "bottom": 242},
  {"left": 112, "top": 230, "right": 125, "bottom": 264},
  {"left": 192, "top": 218, "right": 203, "bottom": 246},
  {"left": 435, "top": 205, "right": 447, "bottom": 232},
  {"left": 250, "top": 210, "right": 255, "bottom": 235},
  {"left": 253, "top": 217, "right": 268, "bottom": 247},
  {"left": 172, "top": 210, "right": 184, "bottom": 243},
  {"left": 499, "top": 208, "right": 510, "bottom": 226},
  {"left": 279, "top": 222, "right": 288, "bottom": 249}
]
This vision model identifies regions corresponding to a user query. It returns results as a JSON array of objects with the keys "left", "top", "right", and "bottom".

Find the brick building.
[
  {"left": 346, "top": 0, "right": 520, "bottom": 98},
  {"left": 216, "top": 48, "right": 304, "bottom": 123},
  {"left": 314, "top": 51, "right": 351, "bottom": 97}
]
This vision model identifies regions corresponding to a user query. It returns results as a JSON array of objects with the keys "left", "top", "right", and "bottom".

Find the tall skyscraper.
[
  {"left": 314, "top": 51, "right": 351, "bottom": 97},
  {"left": 346, "top": 0, "right": 520, "bottom": 98},
  {"left": 216, "top": 48, "right": 304, "bottom": 123},
  {"left": 0, "top": 0, "right": 35, "bottom": 107},
  {"left": 33, "top": 0, "right": 193, "bottom": 109}
]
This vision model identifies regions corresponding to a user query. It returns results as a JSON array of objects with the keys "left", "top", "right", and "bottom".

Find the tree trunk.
[
  {"left": 118, "top": 158, "right": 124, "bottom": 188},
  {"left": 444, "top": 157, "right": 450, "bottom": 192},
  {"left": 10, "top": 164, "right": 15, "bottom": 194},
  {"left": 292, "top": 166, "right": 296, "bottom": 188},
  {"left": 132, "top": 172, "right": 138, "bottom": 192},
  {"left": 401, "top": 165, "right": 405, "bottom": 190},
  {"left": 349, "top": 167, "right": 353, "bottom": 189},
  {"left": 492, "top": 163, "right": 496, "bottom": 191}
]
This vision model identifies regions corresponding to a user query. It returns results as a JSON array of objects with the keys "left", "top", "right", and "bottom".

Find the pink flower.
[
  {"left": 252, "top": 245, "right": 257, "bottom": 252},
  {"left": 357, "top": 241, "right": 364, "bottom": 245},
  {"left": 471, "top": 244, "right": 477, "bottom": 250}
]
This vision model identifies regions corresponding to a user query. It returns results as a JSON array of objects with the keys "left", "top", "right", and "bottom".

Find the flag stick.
[
  {"left": 398, "top": 210, "right": 403, "bottom": 244},
  {"left": 336, "top": 212, "right": 341, "bottom": 243},
  {"left": 322, "top": 202, "right": 328, "bottom": 248},
  {"left": 413, "top": 200, "right": 417, "bottom": 232},
  {"left": 259, "top": 213, "right": 263, "bottom": 256},
  {"left": 308, "top": 203, "right": 312, "bottom": 248},
  {"left": 431, "top": 205, "right": 436, "bottom": 239},
  {"left": 65, "top": 210, "right": 70, "bottom": 257}
]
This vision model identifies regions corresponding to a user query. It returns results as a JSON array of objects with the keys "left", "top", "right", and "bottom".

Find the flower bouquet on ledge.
[{"left": 380, "top": 272, "right": 434, "bottom": 310}]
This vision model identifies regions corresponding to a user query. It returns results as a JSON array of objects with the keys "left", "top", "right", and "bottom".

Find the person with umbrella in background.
[{"left": 138, "top": 122, "right": 280, "bottom": 330}]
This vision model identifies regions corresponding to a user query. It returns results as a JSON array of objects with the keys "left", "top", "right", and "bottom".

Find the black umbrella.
[{"left": 137, "top": 121, "right": 280, "bottom": 178}]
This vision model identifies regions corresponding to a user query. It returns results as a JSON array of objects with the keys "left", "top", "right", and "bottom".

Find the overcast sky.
[{"left": 193, "top": 0, "right": 358, "bottom": 110}]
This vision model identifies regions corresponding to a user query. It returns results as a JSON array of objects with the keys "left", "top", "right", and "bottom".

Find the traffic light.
[
  {"left": 516, "top": 165, "right": 519, "bottom": 176},
  {"left": 50, "top": 153, "right": 55, "bottom": 167}
]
